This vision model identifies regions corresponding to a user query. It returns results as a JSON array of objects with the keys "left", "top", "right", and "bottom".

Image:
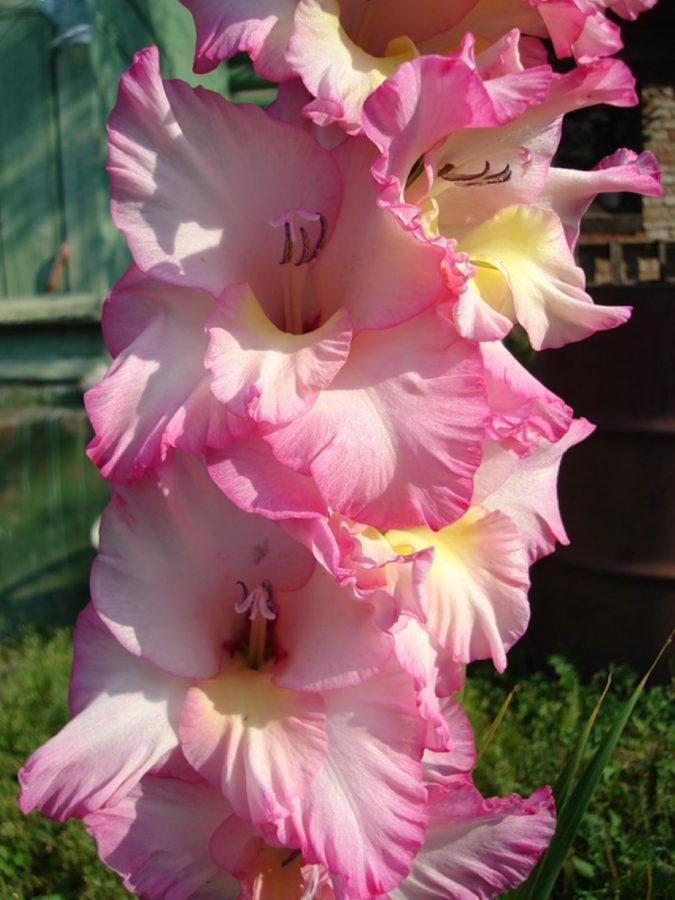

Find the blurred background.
[
  {"left": 0, "top": 1, "right": 672, "bottom": 897},
  {"left": 0, "top": 0, "right": 275, "bottom": 640}
]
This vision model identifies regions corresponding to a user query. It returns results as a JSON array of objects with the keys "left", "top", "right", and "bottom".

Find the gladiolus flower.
[
  {"left": 363, "top": 37, "right": 661, "bottom": 348},
  {"left": 19, "top": 453, "right": 433, "bottom": 894},
  {"left": 93, "top": 46, "right": 492, "bottom": 531},
  {"left": 82, "top": 770, "right": 555, "bottom": 898},
  {"left": 179, "top": 0, "right": 654, "bottom": 131}
]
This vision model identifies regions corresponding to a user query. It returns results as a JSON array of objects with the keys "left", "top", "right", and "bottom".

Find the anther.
[
  {"left": 310, "top": 213, "right": 327, "bottom": 261},
  {"left": 295, "top": 226, "right": 313, "bottom": 266},
  {"left": 438, "top": 160, "right": 490, "bottom": 182},
  {"left": 260, "top": 579, "right": 276, "bottom": 620},
  {"left": 281, "top": 849, "right": 302, "bottom": 868},
  {"left": 437, "top": 160, "right": 512, "bottom": 187},
  {"left": 280, "top": 222, "right": 293, "bottom": 265},
  {"left": 478, "top": 163, "right": 512, "bottom": 185},
  {"left": 271, "top": 209, "right": 327, "bottom": 268},
  {"left": 235, "top": 579, "right": 277, "bottom": 669},
  {"left": 235, "top": 581, "right": 249, "bottom": 613}
]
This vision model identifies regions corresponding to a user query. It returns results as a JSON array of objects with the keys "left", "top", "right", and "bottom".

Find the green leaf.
[
  {"left": 553, "top": 672, "right": 612, "bottom": 816},
  {"left": 513, "top": 631, "right": 672, "bottom": 900},
  {"left": 476, "top": 684, "right": 517, "bottom": 763}
]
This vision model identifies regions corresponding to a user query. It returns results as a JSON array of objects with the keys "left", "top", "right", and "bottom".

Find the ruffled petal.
[
  {"left": 451, "top": 277, "right": 515, "bottom": 344},
  {"left": 206, "top": 283, "right": 352, "bottom": 425},
  {"left": 266, "top": 307, "right": 488, "bottom": 530},
  {"left": 207, "top": 432, "right": 329, "bottom": 519},
  {"left": 391, "top": 777, "right": 556, "bottom": 899},
  {"left": 18, "top": 606, "right": 188, "bottom": 821},
  {"left": 482, "top": 340, "right": 573, "bottom": 455},
  {"left": 84, "top": 776, "right": 238, "bottom": 898},
  {"left": 315, "top": 137, "right": 452, "bottom": 332},
  {"left": 287, "top": 0, "right": 419, "bottom": 133},
  {"left": 180, "top": 0, "right": 297, "bottom": 79},
  {"left": 108, "top": 46, "right": 341, "bottom": 308},
  {"left": 477, "top": 418, "right": 596, "bottom": 563},
  {"left": 534, "top": 0, "right": 622, "bottom": 60},
  {"left": 85, "top": 266, "right": 232, "bottom": 483},
  {"left": 273, "top": 565, "right": 393, "bottom": 692},
  {"left": 423, "top": 698, "right": 477, "bottom": 780},
  {"left": 392, "top": 616, "right": 449, "bottom": 751},
  {"left": 281, "top": 663, "right": 427, "bottom": 897},
  {"left": 542, "top": 148, "right": 662, "bottom": 248},
  {"left": 459, "top": 204, "right": 631, "bottom": 349},
  {"left": 179, "top": 663, "right": 328, "bottom": 827},
  {"left": 387, "top": 506, "right": 530, "bottom": 671},
  {"left": 334, "top": 518, "right": 434, "bottom": 620}
]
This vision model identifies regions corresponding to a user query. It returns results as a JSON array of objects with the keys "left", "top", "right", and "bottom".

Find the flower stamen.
[
  {"left": 281, "top": 849, "right": 302, "bottom": 867},
  {"left": 271, "top": 208, "right": 327, "bottom": 268},
  {"left": 280, "top": 221, "right": 293, "bottom": 265},
  {"left": 438, "top": 160, "right": 512, "bottom": 186}
]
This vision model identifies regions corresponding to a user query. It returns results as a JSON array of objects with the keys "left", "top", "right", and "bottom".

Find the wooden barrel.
[{"left": 522, "top": 284, "right": 674, "bottom": 677}]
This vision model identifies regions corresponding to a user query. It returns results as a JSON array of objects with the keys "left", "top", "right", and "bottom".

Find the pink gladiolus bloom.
[
  {"left": 82, "top": 769, "right": 554, "bottom": 898},
  {"left": 20, "top": 453, "right": 435, "bottom": 894},
  {"left": 180, "top": 0, "right": 477, "bottom": 130},
  {"left": 284, "top": 412, "right": 595, "bottom": 729},
  {"left": 179, "top": 0, "right": 653, "bottom": 132},
  {"left": 377, "top": 418, "right": 597, "bottom": 683},
  {"left": 363, "top": 37, "right": 662, "bottom": 348},
  {"left": 209, "top": 340, "right": 582, "bottom": 685},
  {"left": 94, "top": 46, "right": 493, "bottom": 531}
]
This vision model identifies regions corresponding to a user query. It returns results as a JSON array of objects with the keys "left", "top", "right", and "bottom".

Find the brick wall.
[{"left": 642, "top": 85, "right": 675, "bottom": 241}]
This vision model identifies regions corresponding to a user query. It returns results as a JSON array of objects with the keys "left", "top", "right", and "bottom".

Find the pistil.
[
  {"left": 282, "top": 264, "right": 307, "bottom": 336},
  {"left": 235, "top": 580, "right": 277, "bottom": 669},
  {"left": 247, "top": 613, "right": 268, "bottom": 670}
]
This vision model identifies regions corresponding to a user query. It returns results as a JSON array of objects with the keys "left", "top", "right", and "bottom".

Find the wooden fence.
[
  {"left": 0, "top": 1, "right": 271, "bottom": 630},
  {"left": 0, "top": 0, "right": 269, "bottom": 306}
]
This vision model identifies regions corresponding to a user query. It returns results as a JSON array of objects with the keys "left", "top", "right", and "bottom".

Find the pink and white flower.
[
  {"left": 362, "top": 38, "right": 661, "bottom": 348},
  {"left": 20, "top": 452, "right": 431, "bottom": 893},
  {"left": 179, "top": 0, "right": 655, "bottom": 131},
  {"left": 82, "top": 768, "right": 555, "bottom": 898},
  {"left": 93, "top": 46, "right": 492, "bottom": 531},
  {"left": 286, "top": 409, "right": 595, "bottom": 737}
]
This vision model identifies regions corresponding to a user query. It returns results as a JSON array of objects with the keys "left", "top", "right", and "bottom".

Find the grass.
[
  {"left": 463, "top": 657, "right": 674, "bottom": 899},
  {"left": 0, "top": 408, "right": 109, "bottom": 638},
  {"left": 0, "top": 630, "right": 672, "bottom": 899}
]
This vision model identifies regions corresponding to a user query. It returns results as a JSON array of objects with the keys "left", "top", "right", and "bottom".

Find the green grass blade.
[
  {"left": 517, "top": 631, "right": 672, "bottom": 900},
  {"left": 476, "top": 685, "right": 517, "bottom": 763},
  {"left": 510, "top": 673, "right": 612, "bottom": 900},
  {"left": 553, "top": 672, "right": 612, "bottom": 816}
]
